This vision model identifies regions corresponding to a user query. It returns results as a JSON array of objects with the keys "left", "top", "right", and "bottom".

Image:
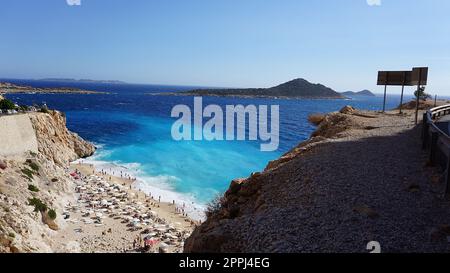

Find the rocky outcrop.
[
  {"left": 29, "top": 111, "right": 95, "bottom": 165},
  {"left": 0, "top": 111, "right": 95, "bottom": 253},
  {"left": 0, "top": 155, "right": 75, "bottom": 253}
]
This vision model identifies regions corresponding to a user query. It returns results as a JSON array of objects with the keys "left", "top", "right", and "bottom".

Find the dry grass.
[{"left": 308, "top": 113, "right": 325, "bottom": 126}]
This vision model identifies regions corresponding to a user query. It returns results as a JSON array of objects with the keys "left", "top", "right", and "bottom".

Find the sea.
[{"left": 2, "top": 79, "right": 416, "bottom": 219}]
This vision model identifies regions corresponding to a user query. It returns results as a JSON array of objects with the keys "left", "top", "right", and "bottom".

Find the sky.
[{"left": 0, "top": 0, "right": 449, "bottom": 95}]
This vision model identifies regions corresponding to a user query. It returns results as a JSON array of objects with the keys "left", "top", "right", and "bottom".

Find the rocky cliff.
[
  {"left": 29, "top": 111, "right": 95, "bottom": 165},
  {"left": 0, "top": 111, "right": 95, "bottom": 253},
  {"left": 184, "top": 106, "right": 450, "bottom": 253}
]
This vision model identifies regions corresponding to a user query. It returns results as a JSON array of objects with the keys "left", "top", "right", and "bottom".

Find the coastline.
[
  {"left": 76, "top": 154, "right": 207, "bottom": 221},
  {"left": 0, "top": 81, "right": 109, "bottom": 95}
]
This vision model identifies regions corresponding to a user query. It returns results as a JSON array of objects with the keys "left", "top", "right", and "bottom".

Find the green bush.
[
  {"left": 28, "top": 184, "right": 39, "bottom": 192},
  {"left": 0, "top": 99, "right": 16, "bottom": 110},
  {"left": 21, "top": 168, "right": 34, "bottom": 180},
  {"left": 47, "top": 209, "right": 57, "bottom": 220},
  {"left": 26, "top": 160, "right": 40, "bottom": 172},
  {"left": 8, "top": 232, "right": 15, "bottom": 238},
  {"left": 51, "top": 178, "right": 58, "bottom": 183},
  {"left": 28, "top": 198, "right": 47, "bottom": 212},
  {"left": 40, "top": 107, "right": 49, "bottom": 114}
]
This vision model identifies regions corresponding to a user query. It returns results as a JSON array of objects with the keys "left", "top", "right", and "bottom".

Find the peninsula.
[{"left": 0, "top": 82, "right": 109, "bottom": 95}]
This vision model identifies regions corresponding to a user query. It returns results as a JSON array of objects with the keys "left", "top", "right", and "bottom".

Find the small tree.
[
  {"left": 47, "top": 209, "right": 57, "bottom": 220},
  {"left": 0, "top": 99, "right": 16, "bottom": 110},
  {"left": 28, "top": 197, "right": 48, "bottom": 212},
  {"left": 28, "top": 184, "right": 39, "bottom": 192},
  {"left": 414, "top": 86, "right": 431, "bottom": 101}
]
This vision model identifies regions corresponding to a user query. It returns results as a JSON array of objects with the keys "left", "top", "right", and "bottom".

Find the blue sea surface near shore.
[{"left": 3, "top": 79, "right": 416, "bottom": 219}]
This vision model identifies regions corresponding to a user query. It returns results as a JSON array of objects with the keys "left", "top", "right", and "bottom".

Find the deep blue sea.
[{"left": 2, "top": 79, "right": 413, "bottom": 219}]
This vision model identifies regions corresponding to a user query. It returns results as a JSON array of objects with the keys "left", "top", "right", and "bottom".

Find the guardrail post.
[
  {"left": 446, "top": 153, "right": 450, "bottom": 198},
  {"left": 422, "top": 113, "right": 429, "bottom": 149},
  {"left": 429, "top": 132, "right": 438, "bottom": 166}
]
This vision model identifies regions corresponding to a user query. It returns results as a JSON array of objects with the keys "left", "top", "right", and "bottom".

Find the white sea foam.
[{"left": 73, "top": 155, "right": 207, "bottom": 221}]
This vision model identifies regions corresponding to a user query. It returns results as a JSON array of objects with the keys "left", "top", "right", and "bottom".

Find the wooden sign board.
[
  {"left": 411, "top": 67, "right": 428, "bottom": 86},
  {"left": 377, "top": 71, "right": 413, "bottom": 86}
]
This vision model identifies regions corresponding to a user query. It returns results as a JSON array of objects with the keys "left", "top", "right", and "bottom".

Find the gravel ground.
[{"left": 185, "top": 108, "right": 450, "bottom": 253}]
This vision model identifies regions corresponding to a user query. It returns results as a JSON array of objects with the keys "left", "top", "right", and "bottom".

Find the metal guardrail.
[{"left": 422, "top": 104, "right": 450, "bottom": 196}]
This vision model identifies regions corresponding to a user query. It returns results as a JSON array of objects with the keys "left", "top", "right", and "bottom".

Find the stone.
[
  {"left": 9, "top": 245, "right": 20, "bottom": 253},
  {"left": 41, "top": 211, "right": 59, "bottom": 231},
  {"left": 340, "top": 105, "right": 356, "bottom": 114},
  {"left": 229, "top": 179, "right": 244, "bottom": 194},
  {"left": 0, "top": 160, "right": 7, "bottom": 170}
]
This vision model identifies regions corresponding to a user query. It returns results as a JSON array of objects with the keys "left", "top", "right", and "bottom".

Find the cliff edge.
[
  {"left": 185, "top": 107, "right": 450, "bottom": 253},
  {"left": 0, "top": 111, "right": 95, "bottom": 253},
  {"left": 29, "top": 111, "right": 95, "bottom": 165}
]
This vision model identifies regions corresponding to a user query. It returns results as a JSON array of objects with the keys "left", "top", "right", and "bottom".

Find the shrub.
[
  {"left": 0, "top": 99, "right": 16, "bottom": 110},
  {"left": 40, "top": 107, "right": 49, "bottom": 114},
  {"left": 29, "top": 151, "right": 37, "bottom": 157},
  {"left": 47, "top": 209, "right": 57, "bottom": 220},
  {"left": 28, "top": 184, "right": 39, "bottom": 192},
  {"left": 26, "top": 160, "right": 40, "bottom": 172},
  {"left": 308, "top": 113, "right": 325, "bottom": 126},
  {"left": 8, "top": 232, "right": 15, "bottom": 238},
  {"left": 28, "top": 198, "right": 47, "bottom": 212},
  {"left": 51, "top": 178, "right": 58, "bottom": 183},
  {"left": 21, "top": 168, "right": 34, "bottom": 180},
  {"left": 205, "top": 194, "right": 226, "bottom": 218}
]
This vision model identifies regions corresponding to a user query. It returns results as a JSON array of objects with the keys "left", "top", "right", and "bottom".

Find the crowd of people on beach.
[
  {"left": 65, "top": 166, "right": 199, "bottom": 253},
  {"left": 75, "top": 161, "right": 203, "bottom": 223}
]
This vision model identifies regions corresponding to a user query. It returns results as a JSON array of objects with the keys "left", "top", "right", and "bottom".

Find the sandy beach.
[{"left": 53, "top": 163, "right": 197, "bottom": 253}]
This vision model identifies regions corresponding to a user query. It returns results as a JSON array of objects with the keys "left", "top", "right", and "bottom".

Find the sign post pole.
[
  {"left": 399, "top": 71, "right": 406, "bottom": 114},
  {"left": 415, "top": 69, "right": 422, "bottom": 125},
  {"left": 383, "top": 72, "right": 389, "bottom": 113}
]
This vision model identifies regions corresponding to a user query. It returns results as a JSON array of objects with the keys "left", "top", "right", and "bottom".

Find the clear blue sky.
[{"left": 1, "top": 0, "right": 449, "bottom": 94}]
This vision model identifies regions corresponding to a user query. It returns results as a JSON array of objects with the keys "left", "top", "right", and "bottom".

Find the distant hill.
[
  {"left": 181, "top": 78, "right": 344, "bottom": 99},
  {"left": 341, "top": 90, "right": 376, "bottom": 97},
  {"left": 39, "top": 78, "right": 127, "bottom": 84}
]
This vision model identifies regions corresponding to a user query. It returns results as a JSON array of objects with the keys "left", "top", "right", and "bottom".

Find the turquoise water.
[{"left": 4, "top": 79, "right": 415, "bottom": 219}]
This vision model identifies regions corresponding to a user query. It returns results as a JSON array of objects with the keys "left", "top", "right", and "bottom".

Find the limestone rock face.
[
  {"left": 0, "top": 111, "right": 95, "bottom": 253},
  {"left": 29, "top": 111, "right": 95, "bottom": 165}
]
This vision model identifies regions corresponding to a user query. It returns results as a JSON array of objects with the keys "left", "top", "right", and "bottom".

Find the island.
[
  {"left": 0, "top": 82, "right": 109, "bottom": 94},
  {"left": 151, "top": 78, "right": 345, "bottom": 99},
  {"left": 341, "top": 90, "right": 376, "bottom": 97}
]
